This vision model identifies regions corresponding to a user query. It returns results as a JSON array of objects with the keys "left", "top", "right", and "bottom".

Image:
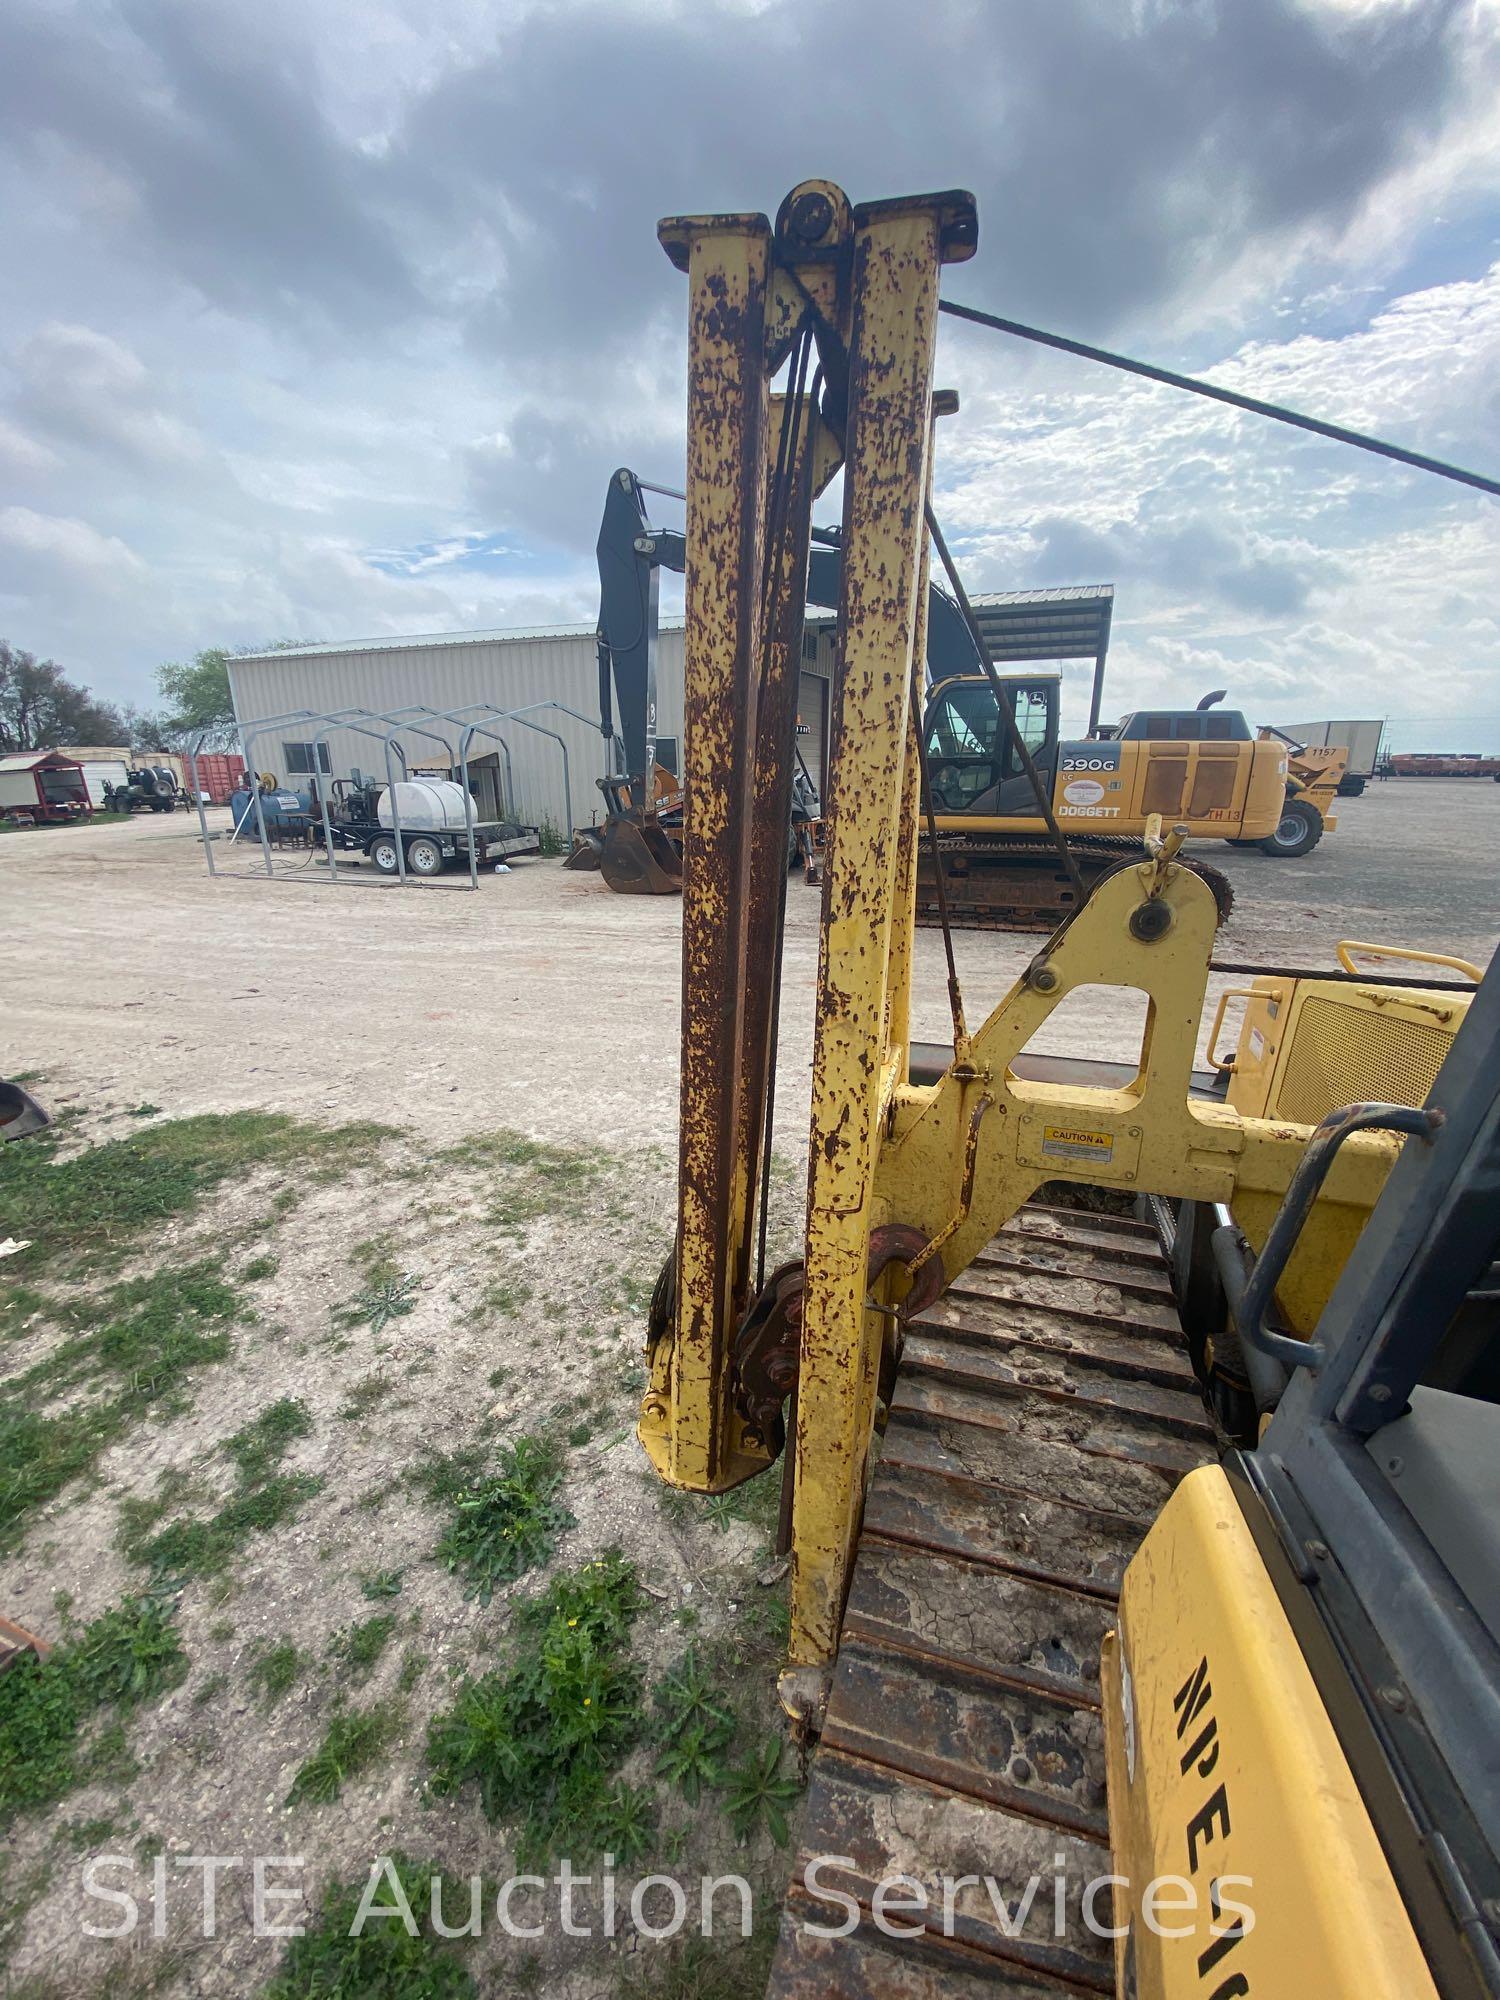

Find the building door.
[{"left": 797, "top": 669, "right": 829, "bottom": 800}]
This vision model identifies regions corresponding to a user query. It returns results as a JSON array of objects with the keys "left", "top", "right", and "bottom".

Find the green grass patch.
[
  {"left": 333, "top": 1611, "right": 399, "bottom": 1678},
  {"left": 262, "top": 1852, "right": 479, "bottom": 2000},
  {"left": 239, "top": 1253, "right": 279, "bottom": 1283},
  {"left": 224, "top": 1397, "right": 311, "bottom": 1484},
  {"left": 425, "top": 1551, "right": 646, "bottom": 1866},
  {"left": 247, "top": 1640, "right": 305, "bottom": 1707},
  {"left": 0, "top": 1112, "right": 395, "bottom": 1280},
  {"left": 617, "top": 1933, "right": 777, "bottom": 2000},
  {"left": 121, "top": 1395, "right": 323, "bottom": 1582},
  {"left": 431, "top": 1433, "right": 572, "bottom": 1606},
  {"left": 0, "top": 1264, "right": 242, "bottom": 1550},
  {"left": 0, "top": 1596, "right": 186, "bottom": 1827},
  {"left": 0, "top": 1284, "right": 52, "bottom": 1338},
  {"left": 340, "top": 1373, "right": 393, "bottom": 1421},
  {"left": 434, "top": 1128, "right": 601, "bottom": 1234},
  {"left": 360, "top": 1567, "right": 403, "bottom": 1600},
  {"left": 478, "top": 1274, "right": 532, "bottom": 1321},
  {"left": 129, "top": 1473, "right": 323, "bottom": 1581},
  {"left": 287, "top": 1701, "right": 400, "bottom": 1807}
]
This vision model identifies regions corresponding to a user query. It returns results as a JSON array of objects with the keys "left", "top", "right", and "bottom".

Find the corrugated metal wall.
[
  {"left": 228, "top": 627, "right": 688, "bottom": 836},
  {"left": 227, "top": 620, "right": 838, "bottom": 833}
]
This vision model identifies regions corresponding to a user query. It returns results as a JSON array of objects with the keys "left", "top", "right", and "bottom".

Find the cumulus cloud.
[
  {"left": 0, "top": 507, "right": 146, "bottom": 584},
  {"left": 0, "top": 0, "right": 1495, "bottom": 751}
]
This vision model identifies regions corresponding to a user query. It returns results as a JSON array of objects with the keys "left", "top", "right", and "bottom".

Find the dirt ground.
[
  {"left": 5, "top": 778, "right": 1496, "bottom": 1160},
  {"left": 1, "top": 778, "right": 1496, "bottom": 1998}
]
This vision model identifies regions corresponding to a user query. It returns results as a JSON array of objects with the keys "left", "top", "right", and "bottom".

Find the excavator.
[
  {"left": 566, "top": 476, "right": 1341, "bottom": 926},
  {"left": 635, "top": 179, "right": 1499, "bottom": 1995}
]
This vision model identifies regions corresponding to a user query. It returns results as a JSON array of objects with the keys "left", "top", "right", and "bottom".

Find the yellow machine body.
[
  {"left": 1220, "top": 956, "right": 1474, "bottom": 1127},
  {"left": 1271, "top": 732, "right": 1347, "bottom": 825},
  {"left": 636, "top": 175, "right": 1394, "bottom": 1684},
  {"left": 1100, "top": 1466, "right": 1436, "bottom": 2000},
  {"left": 635, "top": 178, "right": 1457, "bottom": 1998},
  {"left": 1202, "top": 942, "right": 1476, "bottom": 1332},
  {"left": 927, "top": 672, "right": 1297, "bottom": 843}
]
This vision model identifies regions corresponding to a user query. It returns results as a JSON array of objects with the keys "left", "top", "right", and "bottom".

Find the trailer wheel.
[
  {"left": 370, "top": 835, "right": 400, "bottom": 874},
  {"left": 1259, "top": 796, "right": 1323, "bottom": 858},
  {"left": 406, "top": 835, "right": 444, "bottom": 876}
]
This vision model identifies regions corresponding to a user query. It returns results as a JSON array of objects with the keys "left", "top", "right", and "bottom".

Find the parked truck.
[{"left": 1275, "top": 716, "right": 1385, "bottom": 795}]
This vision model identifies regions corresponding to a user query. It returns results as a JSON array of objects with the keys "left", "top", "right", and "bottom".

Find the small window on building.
[
  {"left": 802, "top": 629, "right": 819, "bottom": 664},
  {"left": 283, "top": 741, "right": 332, "bottom": 775},
  {"left": 655, "top": 736, "right": 679, "bottom": 776}
]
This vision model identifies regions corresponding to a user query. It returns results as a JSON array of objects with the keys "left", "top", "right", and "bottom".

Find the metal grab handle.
[
  {"left": 1336, "top": 939, "right": 1482, "bottom": 983},
  {"left": 1205, "top": 986, "right": 1280, "bottom": 1073},
  {"left": 1238, "top": 1101, "right": 1443, "bottom": 1374}
]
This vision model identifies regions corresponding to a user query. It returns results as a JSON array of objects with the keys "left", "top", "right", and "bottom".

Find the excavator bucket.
[
  {"left": 598, "top": 814, "right": 682, "bottom": 895},
  {"left": 562, "top": 827, "right": 605, "bottom": 871}
]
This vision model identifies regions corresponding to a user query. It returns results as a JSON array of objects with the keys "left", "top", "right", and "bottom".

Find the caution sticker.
[{"left": 1040, "top": 1124, "right": 1115, "bottom": 1163}]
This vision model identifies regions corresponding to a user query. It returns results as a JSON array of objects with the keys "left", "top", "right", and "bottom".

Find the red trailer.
[
  {"left": 184, "top": 751, "right": 247, "bottom": 803},
  {"left": 0, "top": 750, "right": 93, "bottom": 824}
]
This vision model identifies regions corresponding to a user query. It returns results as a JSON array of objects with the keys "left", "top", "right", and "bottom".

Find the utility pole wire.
[{"left": 938, "top": 299, "right": 1500, "bottom": 502}]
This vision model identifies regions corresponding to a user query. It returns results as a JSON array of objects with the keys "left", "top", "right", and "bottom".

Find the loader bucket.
[
  {"left": 600, "top": 816, "right": 682, "bottom": 895},
  {"left": 563, "top": 827, "right": 605, "bottom": 872}
]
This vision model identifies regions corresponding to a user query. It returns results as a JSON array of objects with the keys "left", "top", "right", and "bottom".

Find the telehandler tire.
[{"left": 1260, "top": 795, "right": 1323, "bottom": 857}]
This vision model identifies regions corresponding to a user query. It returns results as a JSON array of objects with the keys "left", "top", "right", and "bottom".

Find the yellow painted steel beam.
[
  {"left": 787, "top": 191, "right": 978, "bottom": 1686},
  {"left": 874, "top": 861, "right": 1398, "bottom": 1324},
  {"left": 641, "top": 209, "right": 774, "bottom": 1494}
]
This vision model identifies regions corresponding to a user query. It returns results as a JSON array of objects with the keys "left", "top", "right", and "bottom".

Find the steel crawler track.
[
  {"left": 916, "top": 836, "right": 1236, "bottom": 932},
  {"left": 767, "top": 1201, "right": 1217, "bottom": 1996}
]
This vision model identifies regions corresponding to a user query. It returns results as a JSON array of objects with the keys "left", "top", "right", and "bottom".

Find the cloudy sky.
[{"left": 2, "top": 0, "right": 1498, "bottom": 746}]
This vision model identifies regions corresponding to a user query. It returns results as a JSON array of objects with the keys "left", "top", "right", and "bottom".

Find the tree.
[
  {"left": 0, "top": 641, "right": 126, "bottom": 753},
  {"left": 153, "top": 647, "right": 237, "bottom": 749}
]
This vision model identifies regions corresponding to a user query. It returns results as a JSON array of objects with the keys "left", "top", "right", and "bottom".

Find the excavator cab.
[{"left": 923, "top": 673, "right": 1060, "bottom": 814}]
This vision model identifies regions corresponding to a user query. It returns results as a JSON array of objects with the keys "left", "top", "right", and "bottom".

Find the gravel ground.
[
  {"left": 5, "top": 778, "right": 1495, "bottom": 1158},
  {"left": 1, "top": 776, "right": 1495, "bottom": 1997}
]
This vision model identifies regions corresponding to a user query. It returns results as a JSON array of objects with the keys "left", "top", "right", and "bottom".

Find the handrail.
[{"left": 1336, "top": 939, "right": 1483, "bottom": 984}]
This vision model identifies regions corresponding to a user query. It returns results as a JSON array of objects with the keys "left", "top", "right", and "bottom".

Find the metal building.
[
  {"left": 228, "top": 586, "right": 1104, "bottom": 834},
  {"left": 229, "top": 619, "right": 839, "bottom": 838}
]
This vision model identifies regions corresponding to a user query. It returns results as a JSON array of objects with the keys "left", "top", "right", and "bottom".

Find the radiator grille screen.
[{"left": 1275, "top": 995, "right": 1456, "bottom": 1123}]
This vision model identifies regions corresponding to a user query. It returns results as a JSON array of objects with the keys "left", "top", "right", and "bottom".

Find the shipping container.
[{"left": 183, "top": 751, "right": 247, "bottom": 803}]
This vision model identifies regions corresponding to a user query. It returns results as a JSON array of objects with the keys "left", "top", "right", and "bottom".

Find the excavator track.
[
  {"left": 768, "top": 1199, "right": 1217, "bottom": 1997},
  {"left": 916, "top": 835, "right": 1235, "bottom": 933}
]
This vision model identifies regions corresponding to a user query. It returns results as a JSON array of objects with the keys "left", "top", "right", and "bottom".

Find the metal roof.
[
  {"left": 970, "top": 585, "right": 1114, "bottom": 666},
  {"left": 236, "top": 585, "right": 1113, "bottom": 669},
  {"left": 0, "top": 750, "right": 80, "bottom": 772}
]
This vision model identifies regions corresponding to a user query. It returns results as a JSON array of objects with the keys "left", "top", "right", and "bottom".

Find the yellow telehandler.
[{"left": 635, "top": 177, "right": 1500, "bottom": 1997}]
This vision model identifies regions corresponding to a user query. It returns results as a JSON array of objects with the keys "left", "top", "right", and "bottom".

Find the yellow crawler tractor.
[{"left": 636, "top": 179, "right": 1500, "bottom": 1996}]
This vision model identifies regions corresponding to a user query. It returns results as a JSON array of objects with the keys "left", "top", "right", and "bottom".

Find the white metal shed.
[{"left": 230, "top": 620, "right": 840, "bottom": 835}]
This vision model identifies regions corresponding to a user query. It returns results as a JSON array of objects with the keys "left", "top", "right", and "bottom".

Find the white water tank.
[{"left": 377, "top": 780, "right": 476, "bottom": 831}]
